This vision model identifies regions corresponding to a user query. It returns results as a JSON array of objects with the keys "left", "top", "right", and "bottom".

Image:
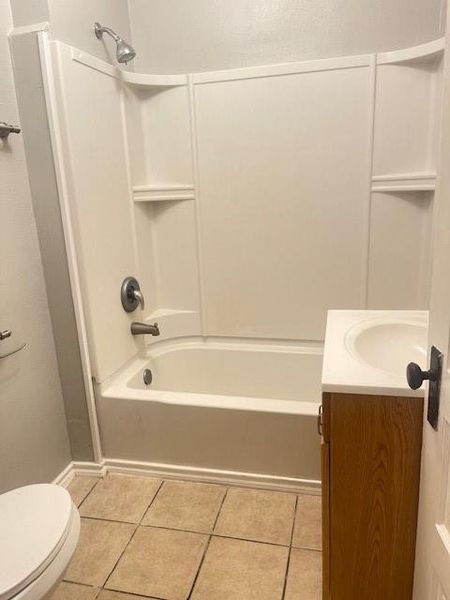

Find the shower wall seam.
[{"left": 187, "top": 73, "right": 208, "bottom": 334}]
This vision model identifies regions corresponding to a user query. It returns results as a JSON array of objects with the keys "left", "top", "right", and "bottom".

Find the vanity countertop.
[{"left": 321, "top": 309, "right": 429, "bottom": 397}]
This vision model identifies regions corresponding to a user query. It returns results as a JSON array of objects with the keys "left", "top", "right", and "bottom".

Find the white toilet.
[{"left": 0, "top": 484, "right": 80, "bottom": 600}]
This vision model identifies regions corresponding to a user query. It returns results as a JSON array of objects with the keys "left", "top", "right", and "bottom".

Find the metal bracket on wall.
[
  {"left": 0, "top": 329, "right": 27, "bottom": 360},
  {"left": 0, "top": 122, "right": 21, "bottom": 140}
]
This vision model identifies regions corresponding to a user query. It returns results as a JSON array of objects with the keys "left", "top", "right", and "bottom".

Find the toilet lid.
[{"left": 0, "top": 484, "right": 74, "bottom": 600}]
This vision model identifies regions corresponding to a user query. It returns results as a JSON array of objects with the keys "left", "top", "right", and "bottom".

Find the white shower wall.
[{"left": 43, "top": 38, "right": 442, "bottom": 384}]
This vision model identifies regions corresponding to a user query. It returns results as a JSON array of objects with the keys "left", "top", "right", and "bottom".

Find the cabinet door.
[{"left": 329, "top": 393, "right": 423, "bottom": 600}]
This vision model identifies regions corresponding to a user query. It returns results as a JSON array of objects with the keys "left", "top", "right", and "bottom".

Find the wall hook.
[{"left": 0, "top": 122, "right": 21, "bottom": 139}]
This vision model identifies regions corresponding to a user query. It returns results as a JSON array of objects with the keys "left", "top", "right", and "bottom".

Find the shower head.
[{"left": 94, "top": 22, "right": 136, "bottom": 64}]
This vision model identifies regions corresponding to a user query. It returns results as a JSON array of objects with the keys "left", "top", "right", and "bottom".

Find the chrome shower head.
[{"left": 94, "top": 22, "right": 136, "bottom": 64}]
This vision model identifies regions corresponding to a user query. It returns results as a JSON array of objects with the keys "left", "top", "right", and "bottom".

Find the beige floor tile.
[
  {"left": 284, "top": 548, "right": 322, "bottom": 600},
  {"left": 191, "top": 536, "right": 288, "bottom": 600},
  {"left": 214, "top": 487, "right": 296, "bottom": 545},
  {"left": 65, "top": 518, "right": 135, "bottom": 587},
  {"left": 67, "top": 477, "right": 99, "bottom": 507},
  {"left": 292, "top": 495, "right": 322, "bottom": 550},
  {"left": 142, "top": 480, "right": 226, "bottom": 533},
  {"left": 106, "top": 526, "right": 208, "bottom": 600},
  {"left": 49, "top": 582, "right": 98, "bottom": 600},
  {"left": 80, "top": 474, "right": 162, "bottom": 523}
]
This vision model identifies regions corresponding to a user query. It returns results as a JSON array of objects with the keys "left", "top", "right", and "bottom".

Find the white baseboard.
[
  {"left": 52, "top": 462, "right": 75, "bottom": 487},
  {"left": 72, "top": 460, "right": 107, "bottom": 477},
  {"left": 104, "top": 458, "right": 321, "bottom": 494},
  {"left": 53, "top": 458, "right": 321, "bottom": 495}
]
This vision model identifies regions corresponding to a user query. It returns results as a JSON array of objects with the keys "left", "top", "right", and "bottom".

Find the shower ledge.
[
  {"left": 133, "top": 184, "right": 195, "bottom": 203},
  {"left": 321, "top": 309, "right": 428, "bottom": 397}
]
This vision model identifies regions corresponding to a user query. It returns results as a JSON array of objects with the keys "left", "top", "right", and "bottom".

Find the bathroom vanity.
[{"left": 320, "top": 310, "right": 428, "bottom": 600}]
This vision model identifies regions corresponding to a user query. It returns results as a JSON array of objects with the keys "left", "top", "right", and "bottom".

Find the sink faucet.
[{"left": 130, "top": 322, "right": 160, "bottom": 336}]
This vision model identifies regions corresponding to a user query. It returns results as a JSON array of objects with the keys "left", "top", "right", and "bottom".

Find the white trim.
[
  {"left": 371, "top": 172, "right": 437, "bottom": 192},
  {"left": 71, "top": 46, "right": 187, "bottom": 87},
  {"left": 133, "top": 184, "right": 195, "bottom": 202},
  {"left": 188, "top": 74, "right": 208, "bottom": 334},
  {"left": 377, "top": 37, "right": 445, "bottom": 65},
  {"left": 9, "top": 21, "right": 49, "bottom": 37},
  {"left": 103, "top": 458, "right": 321, "bottom": 495},
  {"left": 71, "top": 47, "right": 118, "bottom": 78},
  {"left": 122, "top": 71, "right": 188, "bottom": 87},
  {"left": 61, "top": 37, "right": 446, "bottom": 88},
  {"left": 52, "top": 463, "right": 75, "bottom": 487},
  {"left": 72, "top": 461, "right": 107, "bottom": 478},
  {"left": 52, "top": 459, "right": 320, "bottom": 494},
  {"left": 192, "top": 54, "right": 372, "bottom": 85},
  {"left": 361, "top": 55, "right": 377, "bottom": 309},
  {"left": 38, "top": 33, "right": 103, "bottom": 463}
]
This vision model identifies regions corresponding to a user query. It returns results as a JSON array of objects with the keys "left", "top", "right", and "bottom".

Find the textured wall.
[
  {"left": 0, "top": 0, "right": 71, "bottom": 492},
  {"left": 10, "top": 31, "right": 94, "bottom": 461},
  {"left": 48, "top": 0, "right": 133, "bottom": 63},
  {"left": 129, "top": 0, "right": 446, "bottom": 73}
]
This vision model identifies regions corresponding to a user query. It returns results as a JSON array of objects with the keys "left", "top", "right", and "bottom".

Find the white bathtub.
[{"left": 97, "top": 339, "right": 323, "bottom": 489}]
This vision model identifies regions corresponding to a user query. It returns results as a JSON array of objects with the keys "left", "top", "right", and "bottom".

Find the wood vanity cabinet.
[{"left": 320, "top": 392, "right": 424, "bottom": 600}]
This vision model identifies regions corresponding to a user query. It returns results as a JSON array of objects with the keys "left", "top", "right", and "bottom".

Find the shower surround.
[{"left": 34, "top": 31, "right": 442, "bottom": 488}]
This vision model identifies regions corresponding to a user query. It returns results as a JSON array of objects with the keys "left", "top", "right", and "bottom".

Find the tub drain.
[{"left": 143, "top": 368, "right": 153, "bottom": 385}]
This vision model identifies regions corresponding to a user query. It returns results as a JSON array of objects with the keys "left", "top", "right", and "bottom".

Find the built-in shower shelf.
[
  {"left": 133, "top": 185, "right": 195, "bottom": 202},
  {"left": 371, "top": 172, "right": 437, "bottom": 193},
  {"left": 122, "top": 71, "right": 188, "bottom": 88}
]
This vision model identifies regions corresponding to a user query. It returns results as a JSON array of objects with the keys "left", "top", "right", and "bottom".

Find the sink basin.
[
  {"left": 322, "top": 310, "right": 429, "bottom": 397},
  {"left": 345, "top": 316, "right": 427, "bottom": 376}
]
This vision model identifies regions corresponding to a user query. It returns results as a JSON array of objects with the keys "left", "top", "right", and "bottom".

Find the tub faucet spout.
[{"left": 131, "top": 322, "right": 160, "bottom": 336}]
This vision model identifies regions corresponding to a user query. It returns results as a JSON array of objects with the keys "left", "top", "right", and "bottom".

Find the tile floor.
[{"left": 51, "top": 474, "right": 322, "bottom": 600}]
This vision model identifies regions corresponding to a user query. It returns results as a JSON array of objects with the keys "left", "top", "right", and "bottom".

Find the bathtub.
[{"left": 96, "top": 339, "right": 323, "bottom": 489}]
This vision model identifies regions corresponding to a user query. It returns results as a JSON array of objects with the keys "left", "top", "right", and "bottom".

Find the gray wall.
[
  {"left": 0, "top": 0, "right": 71, "bottom": 492},
  {"left": 129, "top": 0, "right": 447, "bottom": 73},
  {"left": 10, "top": 31, "right": 94, "bottom": 461},
  {"left": 7, "top": 0, "right": 134, "bottom": 463}
]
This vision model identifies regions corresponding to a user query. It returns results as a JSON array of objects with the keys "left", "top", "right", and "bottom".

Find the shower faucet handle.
[
  {"left": 121, "top": 276, "right": 145, "bottom": 312},
  {"left": 0, "top": 329, "right": 12, "bottom": 340},
  {"left": 132, "top": 288, "right": 145, "bottom": 310}
]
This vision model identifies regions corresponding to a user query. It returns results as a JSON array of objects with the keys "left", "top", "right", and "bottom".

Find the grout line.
[
  {"left": 101, "top": 524, "right": 140, "bottom": 590},
  {"left": 291, "top": 544, "right": 322, "bottom": 553},
  {"left": 80, "top": 515, "right": 140, "bottom": 526},
  {"left": 100, "top": 584, "right": 167, "bottom": 599},
  {"left": 281, "top": 547, "right": 293, "bottom": 600},
  {"left": 138, "top": 479, "right": 165, "bottom": 524},
  {"left": 61, "top": 581, "right": 97, "bottom": 589},
  {"left": 211, "top": 487, "right": 229, "bottom": 532},
  {"left": 187, "top": 534, "right": 213, "bottom": 599},
  {"left": 76, "top": 476, "right": 101, "bottom": 509},
  {"left": 289, "top": 495, "right": 299, "bottom": 547},
  {"left": 281, "top": 495, "right": 298, "bottom": 599}
]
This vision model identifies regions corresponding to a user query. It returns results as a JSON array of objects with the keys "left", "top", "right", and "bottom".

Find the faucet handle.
[
  {"left": 121, "top": 276, "right": 145, "bottom": 312},
  {"left": 132, "top": 288, "right": 145, "bottom": 310}
]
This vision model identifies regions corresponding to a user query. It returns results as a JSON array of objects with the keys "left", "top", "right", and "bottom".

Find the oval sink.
[{"left": 345, "top": 317, "right": 427, "bottom": 376}]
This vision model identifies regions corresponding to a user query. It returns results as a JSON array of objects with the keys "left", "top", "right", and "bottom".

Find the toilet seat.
[{"left": 0, "top": 484, "right": 76, "bottom": 600}]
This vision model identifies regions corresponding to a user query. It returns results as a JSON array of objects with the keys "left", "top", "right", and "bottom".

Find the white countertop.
[{"left": 321, "top": 310, "right": 428, "bottom": 397}]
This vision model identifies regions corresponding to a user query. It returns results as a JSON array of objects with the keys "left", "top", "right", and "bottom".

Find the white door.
[{"left": 413, "top": 14, "right": 450, "bottom": 600}]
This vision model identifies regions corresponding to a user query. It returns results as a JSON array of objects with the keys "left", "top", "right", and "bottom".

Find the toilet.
[{"left": 0, "top": 484, "right": 80, "bottom": 600}]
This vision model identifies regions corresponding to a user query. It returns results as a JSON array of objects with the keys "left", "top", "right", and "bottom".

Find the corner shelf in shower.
[
  {"left": 371, "top": 172, "right": 437, "bottom": 193},
  {"left": 133, "top": 184, "right": 195, "bottom": 202},
  {"left": 122, "top": 71, "right": 188, "bottom": 88}
]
